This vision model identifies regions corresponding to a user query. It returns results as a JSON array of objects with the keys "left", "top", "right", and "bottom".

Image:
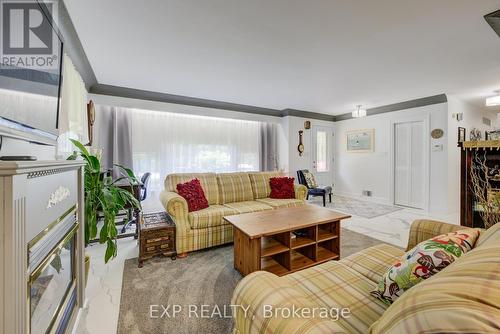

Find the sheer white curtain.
[
  {"left": 126, "top": 108, "right": 261, "bottom": 196},
  {"left": 57, "top": 53, "right": 88, "bottom": 155}
]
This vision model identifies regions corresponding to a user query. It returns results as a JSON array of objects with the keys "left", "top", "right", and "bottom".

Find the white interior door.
[
  {"left": 394, "top": 121, "right": 425, "bottom": 209},
  {"left": 312, "top": 126, "right": 333, "bottom": 186}
]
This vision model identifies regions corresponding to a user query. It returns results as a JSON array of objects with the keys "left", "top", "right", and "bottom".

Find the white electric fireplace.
[{"left": 0, "top": 160, "right": 85, "bottom": 333}]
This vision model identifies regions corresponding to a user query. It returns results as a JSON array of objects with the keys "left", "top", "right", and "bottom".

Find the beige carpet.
[{"left": 118, "top": 228, "right": 390, "bottom": 334}]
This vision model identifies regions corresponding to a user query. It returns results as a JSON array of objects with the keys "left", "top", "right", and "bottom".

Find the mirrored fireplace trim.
[
  {"left": 27, "top": 223, "right": 78, "bottom": 334},
  {"left": 27, "top": 205, "right": 77, "bottom": 249}
]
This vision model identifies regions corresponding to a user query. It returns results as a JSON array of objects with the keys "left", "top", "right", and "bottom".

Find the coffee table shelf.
[
  {"left": 291, "top": 236, "right": 316, "bottom": 249},
  {"left": 261, "top": 237, "right": 289, "bottom": 257},
  {"left": 291, "top": 250, "right": 315, "bottom": 271},
  {"left": 317, "top": 246, "right": 339, "bottom": 262},
  {"left": 261, "top": 256, "right": 289, "bottom": 276},
  {"left": 227, "top": 206, "right": 351, "bottom": 277},
  {"left": 317, "top": 229, "right": 338, "bottom": 242}
]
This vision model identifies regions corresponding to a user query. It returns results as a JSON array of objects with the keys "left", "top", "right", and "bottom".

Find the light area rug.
[
  {"left": 310, "top": 195, "right": 403, "bottom": 218},
  {"left": 117, "top": 229, "right": 390, "bottom": 334}
]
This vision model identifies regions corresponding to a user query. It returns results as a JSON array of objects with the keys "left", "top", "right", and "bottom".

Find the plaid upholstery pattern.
[
  {"left": 176, "top": 223, "right": 234, "bottom": 254},
  {"left": 187, "top": 205, "right": 237, "bottom": 229},
  {"left": 159, "top": 191, "right": 189, "bottom": 231},
  {"left": 232, "top": 271, "right": 346, "bottom": 334},
  {"left": 476, "top": 221, "right": 500, "bottom": 247},
  {"left": 294, "top": 184, "right": 308, "bottom": 201},
  {"left": 406, "top": 219, "right": 468, "bottom": 251},
  {"left": 285, "top": 261, "right": 389, "bottom": 334},
  {"left": 164, "top": 173, "right": 220, "bottom": 205},
  {"left": 217, "top": 173, "right": 254, "bottom": 204},
  {"left": 231, "top": 220, "right": 499, "bottom": 334},
  {"left": 161, "top": 190, "right": 233, "bottom": 253},
  {"left": 223, "top": 201, "right": 273, "bottom": 214},
  {"left": 256, "top": 197, "right": 305, "bottom": 208},
  {"left": 341, "top": 244, "right": 404, "bottom": 283},
  {"left": 248, "top": 172, "right": 284, "bottom": 198},
  {"left": 162, "top": 172, "right": 306, "bottom": 254},
  {"left": 370, "top": 241, "right": 500, "bottom": 333}
]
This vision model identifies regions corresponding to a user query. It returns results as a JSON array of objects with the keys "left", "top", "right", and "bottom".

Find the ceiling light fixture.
[
  {"left": 486, "top": 92, "right": 500, "bottom": 107},
  {"left": 352, "top": 105, "right": 367, "bottom": 118}
]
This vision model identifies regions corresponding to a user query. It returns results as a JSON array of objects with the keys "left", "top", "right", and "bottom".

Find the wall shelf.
[{"left": 461, "top": 140, "right": 500, "bottom": 149}]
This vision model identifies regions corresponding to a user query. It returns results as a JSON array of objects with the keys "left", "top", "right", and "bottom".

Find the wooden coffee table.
[{"left": 224, "top": 205, "right": 351, "bottom": 276}]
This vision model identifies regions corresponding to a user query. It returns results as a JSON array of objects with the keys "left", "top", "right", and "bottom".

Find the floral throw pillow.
[
  {"left": 176, "top": 178, "right": 209, "bottom": 212},
  {"left": 371, "top": 229, "right": 480, "bottom": 304},
  {"left": 303, "top": 171, "right": 318, "bottom": 188}
]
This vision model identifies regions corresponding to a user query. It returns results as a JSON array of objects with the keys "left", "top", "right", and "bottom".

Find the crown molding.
[
  {"left": 335, "top": 94, "right": 448, "bottom": 121},
  {"left": 89, "top": 84, "right": 285, "bottom": 118}
]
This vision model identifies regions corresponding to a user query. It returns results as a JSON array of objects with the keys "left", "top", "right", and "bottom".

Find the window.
[
  {"left": 316, "top": 130, "right": 329, "bottom": 172},
  {"left": 127, "top": 108, "right": 261, "bottom": 195}
]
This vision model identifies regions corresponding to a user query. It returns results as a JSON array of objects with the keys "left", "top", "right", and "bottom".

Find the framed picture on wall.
[
  {"left": 487, "top": 130, "right": 500, "bottom": 140},
  {"left": 346, "top": 129, "right": 375, "bottom": 153},
  {"left": 458, "top": 127, "right": 466, "bottom": 143}
]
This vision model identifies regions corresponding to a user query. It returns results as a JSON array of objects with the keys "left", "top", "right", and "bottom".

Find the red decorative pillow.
[
  {"left": 269, "top": 177, "right": 295, "bottom": 199},
  {"left": 176, "top": 178, "right": 209, "bottom": 212}
]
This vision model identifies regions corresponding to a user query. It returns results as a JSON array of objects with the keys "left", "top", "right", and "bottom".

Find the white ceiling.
[{"left": 64, "top": 0, "right": 500, "bottom": 115}]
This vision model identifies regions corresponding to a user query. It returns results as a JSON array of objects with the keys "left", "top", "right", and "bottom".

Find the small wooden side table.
[{"left": 138, "top": 212, "right": 176, "bottom": 267}]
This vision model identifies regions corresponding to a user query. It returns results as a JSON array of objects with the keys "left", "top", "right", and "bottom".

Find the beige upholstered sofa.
[
  {"left": 160, "top": 172, "right": 307, "bottom": 256},
  {"left": 232, "top": 220, "right": 500, "bottom": 334}
]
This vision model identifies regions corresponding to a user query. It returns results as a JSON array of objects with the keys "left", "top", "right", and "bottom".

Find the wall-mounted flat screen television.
[{"left": 0, "top": 0, "right": 63, "bottom": 145}]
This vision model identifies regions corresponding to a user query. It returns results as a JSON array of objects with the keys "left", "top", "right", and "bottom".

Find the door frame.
[
  {"left": 311, "top": 125, "right": 334, "bottom": 186},
  {"left": 389, "top": 115, "right": 430, "bottom": 211}
]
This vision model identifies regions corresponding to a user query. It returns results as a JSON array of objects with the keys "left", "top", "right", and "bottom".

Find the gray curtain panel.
[
  {"left": 92, "top": 105, "right": 134, "bottom": 179},
  {"left": 259, "top": 122, "right": 279, "bottom": 171}
]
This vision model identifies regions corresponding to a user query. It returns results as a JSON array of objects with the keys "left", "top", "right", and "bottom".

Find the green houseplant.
[{"left": 68, "top": 139, "right": 140, "bottom": 263}]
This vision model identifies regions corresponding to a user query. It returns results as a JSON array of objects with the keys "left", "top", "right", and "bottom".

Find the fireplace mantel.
[{"left": 0, "top": 160, "right": 85, "bottom": 334}]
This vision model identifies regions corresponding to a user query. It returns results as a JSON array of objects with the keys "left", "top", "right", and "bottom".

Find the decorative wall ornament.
[
  {"left": 431, "top": 128, "right": 444, "bottom": 139},
  {"left": 458, "top": 127, "right": 466, "bottom": 143},
  {"left": 297, "top": 130, "right": 305, "bottom": 156},
  {"left": 346, "top": 129, "right": 374, "bottom": 153},
  {"left": 304, "top": 121, "right": 311, "bottom": 130},
  {"left": 47, "top": 186, "right": 71, "bottom": 209},
  {"left": 86, "top": 100, "right": 96, "bottom": 146}
]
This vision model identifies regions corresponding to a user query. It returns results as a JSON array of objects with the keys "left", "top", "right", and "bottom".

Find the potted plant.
[{"left": 68, "top": 139, "right": 140, "bottom": 277}]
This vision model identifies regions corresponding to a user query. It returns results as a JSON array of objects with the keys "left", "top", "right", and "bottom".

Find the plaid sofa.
[
  {"left": 159, "top": 172, "right": 307, "bottom": 254},
  {"left": 232, "top": 220, "right": 500, "bottom": 334}
]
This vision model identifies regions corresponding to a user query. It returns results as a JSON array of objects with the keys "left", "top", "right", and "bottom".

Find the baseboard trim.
[{"left": 70, "top": 298, "right": 89, "bottom": 334}]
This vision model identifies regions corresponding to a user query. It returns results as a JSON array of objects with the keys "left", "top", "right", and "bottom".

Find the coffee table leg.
[
  {"left": 233, "top": 227, "right": 261, "bottom": 276},
  {"left": 233, "top": 227, "right": 243, "bottom": 274}
]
